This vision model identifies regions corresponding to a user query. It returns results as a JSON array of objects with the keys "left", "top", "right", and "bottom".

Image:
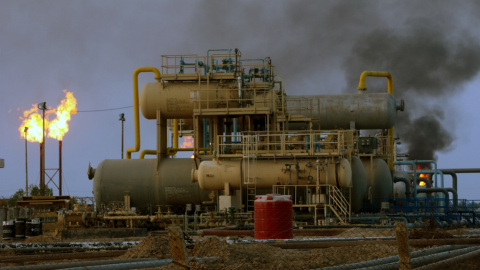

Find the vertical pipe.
[
  {"left": 25, "top": 129, "right": 28, "bottom": 196},
  {"left": 203, "top": 119, "right": 208, "bottom": 147},
  {"left": 173, "top": 119, "right": 178, "bottom": 149},
  {"left": 40, "top": 142, "right": 44, "bottom": 196},
  {"left": 126, "top": 67, "right": 161, "bottom": 159},
  {"left": 41, "top": 106, "right": 45, "bottom": 196},
  {"left": 121, "top": 120, "right": 124, "bottom": 159},
  {"left": 59, "top": 140, "right": 62, "bottom": 196}
]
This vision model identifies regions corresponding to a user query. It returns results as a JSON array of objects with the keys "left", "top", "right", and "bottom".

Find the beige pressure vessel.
[
  {"left": 92, "top": 158, "right": 211, "bottom": 212},
  {"left": 287, "top": 93, "right": 403, "bottom": 130},
  {"left": 195, "top": 158, "right": 352, "bottom": 190},
  {"left": 140, "top": 82, "right": 240, "bottom": 119}
]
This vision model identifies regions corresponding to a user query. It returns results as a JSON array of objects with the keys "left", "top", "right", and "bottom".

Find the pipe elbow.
[{"left": 357, "top": 71, "right": 393, "bottom": 94}]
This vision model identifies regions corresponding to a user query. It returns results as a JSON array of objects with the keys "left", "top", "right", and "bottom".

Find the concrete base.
[{"left": 219, "top": 191, "right": 242, "bottom": 211}]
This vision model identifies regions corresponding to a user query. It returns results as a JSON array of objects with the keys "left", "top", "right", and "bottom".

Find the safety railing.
[
  {"left": 363, "top": 198, "right": 480, "bottom": 227},
  {"left": 272, "top": 184, "right": 351, "bottom": 225},
  {"left": 240, "top": 58, "right": 275, "bottom": 89},
  {"left": 281, "top": 96, "right": 314, "bottom": 121},
  {"left": 161, "top": 54, "right": 205, "bottom": 76},
  {"left": 191, "top": 86, "right": 276, "bottom": 115},
  {"left": 217, "top": 130, "right": 356, "bottom": 158},
  {"left": 160, "top": 51, "right": 241, "bottom": 79}
]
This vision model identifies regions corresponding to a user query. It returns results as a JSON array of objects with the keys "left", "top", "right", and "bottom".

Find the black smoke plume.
[{"left": 344, "top": 19, "right": 480, "bottom": 161}]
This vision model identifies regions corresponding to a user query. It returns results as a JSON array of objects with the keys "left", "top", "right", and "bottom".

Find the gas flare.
[
  {"left": 180, "top": 136, "right": 194, "bottom": 148},
  {"left": 18, "top": 90, "right": 77, "bottom": 142}
]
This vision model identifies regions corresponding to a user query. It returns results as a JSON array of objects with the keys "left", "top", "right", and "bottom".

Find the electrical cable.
[
  {"left": 76, "top": 105, "right": 133, "bottom": 113},
  {"left": 77, "top": 106, "right": 133, "bottom": 113},
  {"left": 40, "top": 105, "right": 133, "bottom": 113}
]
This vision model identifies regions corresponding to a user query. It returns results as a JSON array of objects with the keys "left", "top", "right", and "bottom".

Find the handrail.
[{"left": 217, "top": 131, "right": 356, "bottom": 158}]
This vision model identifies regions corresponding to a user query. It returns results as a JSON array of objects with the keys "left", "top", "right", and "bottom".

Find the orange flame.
[
  {"left": 180, "top": 136, "right": 194, "bottom": 148},
  {"left": 18, "top": 90, "right": 77, "bottom": 142}
]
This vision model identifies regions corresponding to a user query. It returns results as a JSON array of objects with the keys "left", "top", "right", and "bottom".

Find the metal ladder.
[{"left": 243, "top": 135, "right": 258, "bottom": 212}]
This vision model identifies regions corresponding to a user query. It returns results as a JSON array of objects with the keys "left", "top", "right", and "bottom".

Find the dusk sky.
[{"left": 1, "top": 1, "right": 479, "bottom": 200}]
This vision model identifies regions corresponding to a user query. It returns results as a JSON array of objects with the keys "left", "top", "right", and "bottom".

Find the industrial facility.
[{"left": 82, "top": 49, "right": 479, "bottom": 229}]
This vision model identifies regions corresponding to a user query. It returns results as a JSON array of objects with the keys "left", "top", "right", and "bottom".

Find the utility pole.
[
  {"left": 38, "top": 102, "right": 47, "bottom": 196},
  {"left": 119, "top": 113, "right": 125, "bottom": 159},
  {"left": 24, "top": 126, "right": 29, "bottom": 196}
]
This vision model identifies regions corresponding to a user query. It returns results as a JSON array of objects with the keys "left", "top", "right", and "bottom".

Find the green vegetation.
[{"left": 6, "top": 185, "right": 53, "bottom": 207}]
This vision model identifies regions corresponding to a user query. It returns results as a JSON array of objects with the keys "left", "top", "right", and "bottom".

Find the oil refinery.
[{"left": 80, "top": 49, "right": 478, "bottom": 229}]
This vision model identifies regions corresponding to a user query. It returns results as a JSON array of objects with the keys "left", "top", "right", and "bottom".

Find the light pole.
[
  {"left": 38, "top": 102, "right": 46, "bottom": 196},
  {"left": 119, "top": 113, "right": 125, "bottom": 159},
  {"left": 24, "top": 126, "right": 29, "bottom": 196}
]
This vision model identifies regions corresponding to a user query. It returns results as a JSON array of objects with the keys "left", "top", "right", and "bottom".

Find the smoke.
[
  {"left": 343, "top": 17, "right": 480, "bottom": 161},
  {"left": 183, "top": 2, "right": 480, "bottom": 163},
  {"left": 397, "top": 109, "right": 454, "bottom": 161}
]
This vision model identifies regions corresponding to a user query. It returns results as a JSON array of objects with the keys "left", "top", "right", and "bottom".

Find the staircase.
[{"left": 328, "top": 185, "right": 350, "bottom": 224}]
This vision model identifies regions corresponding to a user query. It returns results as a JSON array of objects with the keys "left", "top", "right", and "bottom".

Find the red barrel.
[{"left": 254, "top": 194, "right": 293, "bottom": 239}]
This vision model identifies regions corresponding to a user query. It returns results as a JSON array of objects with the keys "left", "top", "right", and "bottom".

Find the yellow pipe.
[
  {"left": 357, "top": 71, "right": 393, "bottom": 94},
  {"left": 141, "top": 148, "right": 210, "bottom": 157},
  {"left": 139, "top": 149, "right": 157, "bottom": 159},
  {"left": 166, "top": 148, "right": 210, "bottom": 156},
  {"left": 357, "top": 71, "right": 395, "bottom": 170},
  {"left": 173, "top": 119, "right": 179, "bottom": 149},
  {"left": 126, "top": 67, "right": 161, "bottom": 159}
]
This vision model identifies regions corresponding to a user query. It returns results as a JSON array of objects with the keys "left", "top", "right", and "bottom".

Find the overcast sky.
[{"left": 1, "top": 0, "right": 479, "bottom": 200}]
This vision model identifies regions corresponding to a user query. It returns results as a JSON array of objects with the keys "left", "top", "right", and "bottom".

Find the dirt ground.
[
  {"left": 2, "top": 228, "right": 480, "bottom": 269},
  {"left": 118, "top": 229, "right": 480, "bottom": 270}
]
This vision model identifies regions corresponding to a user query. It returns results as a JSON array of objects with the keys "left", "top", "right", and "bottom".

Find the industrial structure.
[{"left": 86, "top": 49, "right": 479, "bottom": 228}]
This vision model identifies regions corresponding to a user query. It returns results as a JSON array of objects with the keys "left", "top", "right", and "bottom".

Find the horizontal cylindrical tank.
[
  {"left": 287, "top": 93, "right": 403, "bottom": 130},
  {"left": 92, "top": 159, "right": 211, "bottom": 212},
  {"left": 140, "top": 82, "right": 241, "bottom": 119},
  {"left": 362, "top": 158, "right": 393, "bottom": 207},
  {"left": 350, "top": 156, "right": 367, "bottom": 212},
  {"left": 195, "top": 158, "right": 352, "bottom": 190}
]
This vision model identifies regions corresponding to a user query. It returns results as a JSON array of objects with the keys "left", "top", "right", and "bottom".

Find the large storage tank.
[
  {"left": 287, "top": 93, "right": 403, "bottom": 130},
  {"left": 362, "top": 158, "right": 393, "bottom": 207},
  {"left": 92, "top": 158, "right": 211, "bottom": 212},
  {"left": 350, "top": 156, "right": 368, "bottom": 212}
]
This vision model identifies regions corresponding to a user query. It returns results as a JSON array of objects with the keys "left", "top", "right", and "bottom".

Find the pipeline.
[
  {"left": 354, "top": 246, "right": 480, "bottom": 270},
  {"left": 0, "top": 258, "right": 156, "bottom": 270},
  {"left": 393, "top": 176, "right": 411, "bottom": 198},
  {"left": 417, "top": 188, "right": 458, "bottom": 208},
  {"left": 0, "top": 241, "right": 139, "bottom": 249},
  {"left": 318, "top": 245, "right": 467, "bottom": 270},
  {"left": 439, "top": 170, "right": 458, "bottom": 192},
  {"left": 414, "top": 247, "right": 480, "bottom": 270},
  {"left": 439, "top": 168, "right": 480, "bottom": 174},
  {"left": 63, "top": 257, "right": 216, "bottom": 270},
  {"left": 126, "top": 67, "right": 161, "bottom": 159}
]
